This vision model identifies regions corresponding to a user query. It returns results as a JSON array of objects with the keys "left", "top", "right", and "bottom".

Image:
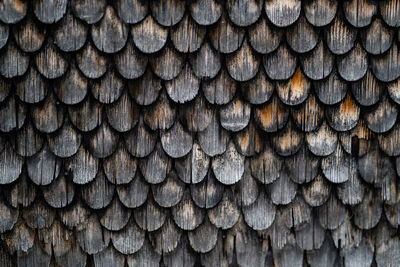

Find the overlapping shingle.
[{"left": 1, "top": 1, "right": 400, "bottom": 266}]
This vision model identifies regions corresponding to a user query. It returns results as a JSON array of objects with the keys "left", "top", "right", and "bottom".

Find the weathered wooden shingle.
[{"left": 1, "top": 1, "right": 400, "bottom": 265}]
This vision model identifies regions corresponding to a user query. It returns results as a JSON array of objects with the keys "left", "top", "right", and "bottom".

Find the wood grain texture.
[
  {"left": 304, "top": 0, "right": 338, "bottom": 27},
  {"left": 190, "top": 0, "right": 222, "bottom": 26},
  {"left": 54, "top": 9, "right": 87, "bottom": 52},
  {"left": 33, "top": 0, "right": 67, "bottom": 23},
  {"left": 72, "top": 0, "right": 105, "bottom": 24},
  {"left": 210, "top": 13, "right": 244, "bottom": 54},
  {"left": 115, "top": 41, "right": 147, "bottom": 79},
  {"left": 116, "top": 0, "right": 147, "bottom": 24},
  {"left": 265, "top": 0, "right": 301, "bottom": 27},
  {"left": 0, "top": 0, "right": 27, "bottom": 24},
  {"left": 80, "top": 171, "right": 115, "bottom": 209},
  {"left": 171, "top": 14, "right": 205, "bottom": 53},
  {"left": 132, "top": 15, "right": 167, "bottom": 54},
  {"left": 326, "top": 16, "right": 357, "bottom": 55}
]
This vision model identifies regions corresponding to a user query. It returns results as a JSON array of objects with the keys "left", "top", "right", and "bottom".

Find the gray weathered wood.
[
  {"left": 165, "top": 63, "right": 199, "bottom": 103},
  {"left": 92, "top": 6, "right": 127, "bottom": 53},
  {"left": 286, "top": 15, "right": 318, "bottom": 53},
  {"left": 190, "top": 171, "right": 223, "bottom": 209},
  {"left": 80, "top": 171, "right": 115, "bottom": 209},
  {"left": 115, "top": 0, "right": 147, "bottom": 24},
  {"left": 250, "top": 144, "right": 282, "bottom": 184},
  {"left": 362, "top": 18, "right": 393, "bottom": 55},
  {"left": 188, "top": 216, "right": 218, "bottom": 253},
  {"left": 72, "top": 0, "right": 106, "bottom": 24},
  {"left": 304, "top": 0, "right": 338, "bottom": 27},
  {"left": 31, "top": 93, "right": 64, "bottom": 133},
  {"left": 106, "top": 91, "right": 139, "bottom": 132},
  {"left": 317, "top": 194, "right": 346, "bottom": 230},
  {"left": 100, "top": 198, "right": 131, "bottom": 231},
  {"left": 56, "top": 62, "right": 88, "bottom": 105},
  {"left": 175, "top": 141, "right": 209, "bottom": 184},
  {"left": 132, "top": 15, "right": 167, "bottom": 54},
  {"left": 296, "top": 217, "right": 325, "bottom": 250},
  {"left": 127, "top": 239, "right": 161, "bottom": 267},
  {"left": 117, "top": 172, "right": 149, "bottom": 208},
  {"left": 338, "top": 42, "right": 368, "bottom": 82},
  {"left": 264, "top": 44, "right": 297, "bottom": 80},
  {"left": 93, "top": 246, "right": 125, "bottom": 267},
  {"left": 198, "top": 112, "right": 229, "bottom": 157},
  {"left": 12, "top": 121, "right": 43, "bottom": 157},
  {"left": 301, "top": 41, "right": 333, "bottom": 80},
  {"left": 66, "top": 145, "right": 98, "bottom": 184},
  {"left": 55, "top": 9, "right": 87, "bottom": 52},
  {"left": 139, "top": 142, "right": 171, "bottom": 184},
  {"left": 58, "top": 200, "right": 90, "bottom": 229},
  {"left": 124, "top": 116, "right": 157, "bottom": 158},
  {"left": 0, "top": 41, "right": 29, "bottom": 78},
  {"left": 152, "top": 171, "right": 184, "bottom": 207},
  {"left": 0, "top": 200, "right": 18, "bottom": 233},
  {"left": 202, "top": 68, "right": 236, "bottom": 105},
  {"left": 76, "top": 42, "right": 107, "bottom": 79},
  {"left": 321, "top": 143, "right": 356, "bottom": 183},
  {"left": 190, "top": 42, "right": 221, "bottom": 79},
  {"left": 248, "top": 16, "right": 281, "bottom": 54},
  {"left": 35, "top": 41, "right": 68, "bottom": 79},
  {"left": 372, "top": 43, "right": 400, "bottom": 82},
  {"left": 208, "top": 190, "right": 240, "bottom": 229},
  {"left": 104, "top": 144, "right": 137, "bottom": 185},
  {"left": 171, "top": 13, "right": 206, "bottom": 53},
  {"left": 6, "top": 173, "right": 37, "bottom": 208},
  {"left": 23, "top": 201, "right": 55, "bottom": 229},
  {"left": 42, "top": 174, "right": 74, "bottom": 208},
  {"left": 150, "top": 0, "right": 185, "bottom": 26},
  {"left": 353, "top": 189, "right": 382, "bottom": 230},
  {"left": 33, "top": 0, "right": 67, "bottom": 23},
  {"left": 314, "top": 70, "right": 347, "bottom": 105},
  {"left": 76, "top": 214, "right": 109, "bottom": 254},
  {"left": 68, "top": 96, "right": 102, "bottom": 132},
  {"left": 265, "top": 0, "right": 301, "bottom": 27},
  {"left": 143, "top": 90, "right": 176, "bottom": 130},
  {"left": 172, "top": 189, "right": 205, "bottom": 230},
  {"left": 190, "top": 0, "right": 222, "bottom": 25},
  {"left": 272, "top": 244, "right": 303, "bottom": 267},
  {"left": 212, "top": 141, "right": 244, "bottom": 185},
  {"left": 115, "top": 41, "right": 147, "bottom": 79},
  {"left": 0, "top": 0, "right": 27, "bottom": 23},
  {"left": 292, "top": 93, "right": 324, "bottom": 132},
  {"left": 226, "top": 39, "right": 259, "bottom": 82},
  {"left": 343, "top": 0, "right": 376, "bottom": 27},
  {"left": 302, "top": 174, "right": 331, "bottom": 207},
  {"left": 150, "top": 217, "right": 182, "bottom": 254},
  {"left": 326, "top": 16, "right": 357, "bottom": 55},
  {"left": 13, "top": 16, "right": 45, "bottom": 52},
  {"left": 365, "top": 94, "right": 398, "bottom": 133},
  {"left": 210, "top": 13, "right": 244, "bottom": 54},
  {"left": 111, "top": 220, "right": 145, "bottom": 254},
  {"left": 91, "top": 70, "right": 124, "bottom": 104},
  {"left": 0, "top": 143, "right": 23, "bottom": 184},
  {"left": 134, "top": 198, "right": 166, "bottom": 231},
  {"left": 150, "top": 46, "right": 184, "bottom": 80},
  {"left": 243, "top": 190, "right": 276, "bottom": 230},
  {"left": 380, "top": 0, "right": 400, "bottom": 26},
  {"left": 86, "top": 121, "right": 119, "bottom": 158},
  {"left": 129, "top": 69, "right": 161, "bottom": 106}
]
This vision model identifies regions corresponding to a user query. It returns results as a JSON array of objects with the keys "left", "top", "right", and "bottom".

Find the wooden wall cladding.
[{"left": 0, "top": 0, "right": 400, "bottom": 266}]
